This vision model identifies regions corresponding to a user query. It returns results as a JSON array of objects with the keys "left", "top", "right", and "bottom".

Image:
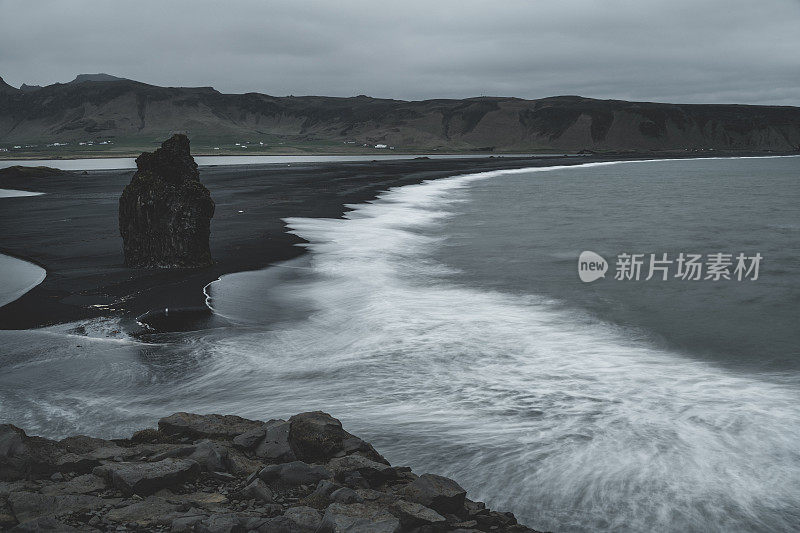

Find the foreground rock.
[
  {"left": 0, "top": 412, "right": 543, "bottom": 532},
  {"left": 119, "top": 134, "right": 214, "bottom": 268}
]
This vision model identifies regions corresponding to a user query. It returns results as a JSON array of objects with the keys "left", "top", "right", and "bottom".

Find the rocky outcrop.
[
  {"left": 0, "top": 166, "right": 68, "bottom": 180},
  {"left": 0, "top": 411, "right": 542, "bottom": 532},
  {"left": 119, "top": 134, "right": 214, "bottom": 268}
]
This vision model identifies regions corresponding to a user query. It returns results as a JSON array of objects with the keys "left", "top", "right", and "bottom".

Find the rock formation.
[
  {"left": 0, "top": 411, "right": 540, "bottom": 532},
  {"left": 119, "top": 135, "right": 214, "bottom": 268}
]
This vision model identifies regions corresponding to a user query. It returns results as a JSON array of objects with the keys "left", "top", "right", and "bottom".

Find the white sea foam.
[
  {"left": 0, "top": 188, "right": 44, "bottom": 198},
  {"left": 203, "top": 158, "right": 800, "bottom": 532}
]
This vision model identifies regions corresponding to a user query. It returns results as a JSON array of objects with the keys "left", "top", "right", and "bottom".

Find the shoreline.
[
  {"left": 0, "top": 151, "right": 795, "bottom": 331},
  {"left": 0, "top": 154, "right": 595, "bottom": 331}
]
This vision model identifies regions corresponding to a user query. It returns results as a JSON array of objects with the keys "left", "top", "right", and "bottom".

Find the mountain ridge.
[{"left": 1, "top": 76, "right": 799, "bottom": 153}]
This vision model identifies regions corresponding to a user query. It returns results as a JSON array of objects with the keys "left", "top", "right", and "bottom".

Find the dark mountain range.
[{"left": 1, "top": 75, "right": 799, "bottom": 153}]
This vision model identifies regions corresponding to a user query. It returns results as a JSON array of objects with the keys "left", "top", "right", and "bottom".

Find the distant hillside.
[
  {"left": 0, "top": 76, "right": 799, "bottom": 153},
  {"left": 68, "top": 73, "right": 129, "bottom": 84}
]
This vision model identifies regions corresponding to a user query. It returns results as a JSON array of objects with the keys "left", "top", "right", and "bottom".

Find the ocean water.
[
  {"left": 0, "top": 188, "right": 43, "bottom": 198},
  {"left": 0, "top": 157, "right": 798, "bottom": 532},
  {"left": 0, "top": 189, "right": 46, "bottom": 306},
  {"left": 0, "top": 253, "right": 46, "bottom": 308}
]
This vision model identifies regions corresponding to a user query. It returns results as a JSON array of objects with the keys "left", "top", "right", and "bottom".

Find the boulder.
[
  {"left": 40, "top": 473, "right": 107, "bottom": 495},
  {"left": 9, "top": 516, "right": 80, "bottom": 532},
  {"left": 195, "top": 512, "right": 247, "bottom": 533},
  {"left": 254, "top": 420, "right": 297, "bottom": 463},
  {"left": 473, "top": 510, "right": 521, "bottom": 530},
  {"left": 240, "top": 478, "right": 273, "bottom": 503},
  {"left": 258, "top": 461, "right": 331, "bottom": 489},
  {"left": 189, "top": 439, "right": 230, "bottom": 472},
  {"left": 318, "top": 502, "right": 400, "bottom": 533},
  {"left": 303, "top": 479, "right": 341, "bottom": 508},
  {"left": 341, "top": 437, "right": 388, "bottom": 464},
  {"left": 283, "top": 506, "right": 323, "bottom": 531},
  {"left": 231, "top": 425, "right": 269, "bottom": 451},
  {"left": 0, "top": 425, "right": 31, "bottom": 480},
  {"left": 0, "top": 425, "right": 100, "bottom": 480},
  {"left": 287, "top": 412, "right": 351, "bottom": 462},
  {"left": 148, "top": 444, "right": 197, "bottom": 462},
  {"left": 171, "top": 511, "right": 208, "bottom": 533},
  {"left": 119, "top": 134, "right": 215, "bottom": 268},
  {"left": 104, "top": 495, "right": 180, "bottom": 527},
  {"left": 58, "top": 435, "right": 124, "bottom": 460},
  {"left": 93, "top": 458, "right": 200, "bottom": 496},
  {"left": 401, "top": 473, "right": 467, "bottom": 515},
  {"left": 326, "top": 455, "right": 397, "bottom": 487},
  {"left": 158, "top": 412, "right": 262, "bottom": 440},
  {"left": 254, "top": 509, "right": 322, "bottom": 533},
  {"left": 390, "top": 499, "right": 446, "bottom": 528},
  {"left": 330, "top": 487, "right": 363, "bottom": 504},
  {"left": 6, "top": 492, "right": 104, "bottom": 524},
  {"left": 0, "top": 495, "right": 17, "bottom": 529}
]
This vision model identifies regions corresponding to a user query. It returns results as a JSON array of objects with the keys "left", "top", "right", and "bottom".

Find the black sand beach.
[
  {"left": 0, "top": 155, "right": 590, "bottom": 330},
  {"left": 0, "top": 152, "right": 786, "bottom": 331}
]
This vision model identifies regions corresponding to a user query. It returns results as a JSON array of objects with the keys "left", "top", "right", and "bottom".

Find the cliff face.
[
  {"left": 0, "top": 77, "right": 799, "bottom": 152},
  {"left": 119, "top": 134, "right": 214, "bottom": 268}
]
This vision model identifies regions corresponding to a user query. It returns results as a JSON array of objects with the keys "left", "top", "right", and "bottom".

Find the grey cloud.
[{"left": 0, "top": 0, "right": 798, "bottom": 104}]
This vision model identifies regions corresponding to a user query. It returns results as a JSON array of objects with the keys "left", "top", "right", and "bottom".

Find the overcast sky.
[{"left": 1, "top": 0, "right": 798, "bottom": 105}]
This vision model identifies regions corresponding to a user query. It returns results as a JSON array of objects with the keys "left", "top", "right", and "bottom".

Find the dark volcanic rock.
[
  {"left": 326, "top": 454, "right": 397, "bottom": 488},
  {"left": 402, "top": 473, "right": 467, "bottom": 515},
  {"left": 158, "top": 412, "right": 261, "bottom": 439},
  {"left": 0, "top": 425, "right": 30, "bottom": 480},
  {"left": 288, "top": 412, "right": 350, "bottom": 462},
  {"left": 93, "top": 458, "right": 200, "bottom": 496},
  {"left": 288, "top": 411, "right": 386, "bottom": 464},
  {"left": 0, "top": 166, "right": 68, "bottom": 180},
  {"left": 391, "top": 499, "right": 447, "bottom": 528},
  {"left": 0, "top": 425, "right": 108, "bottom": 481},
  {"left": 118, "top": 134, "right": 214, "bottom": 268},
  {"left": 318, "top": 502, "right": 400, "bottom": 533},
  {"left": 1, "top": 413, "right": 542, "bottom": 532},
  {"left": 258, "top": 461, "right": 332, "bottom": 489}
]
